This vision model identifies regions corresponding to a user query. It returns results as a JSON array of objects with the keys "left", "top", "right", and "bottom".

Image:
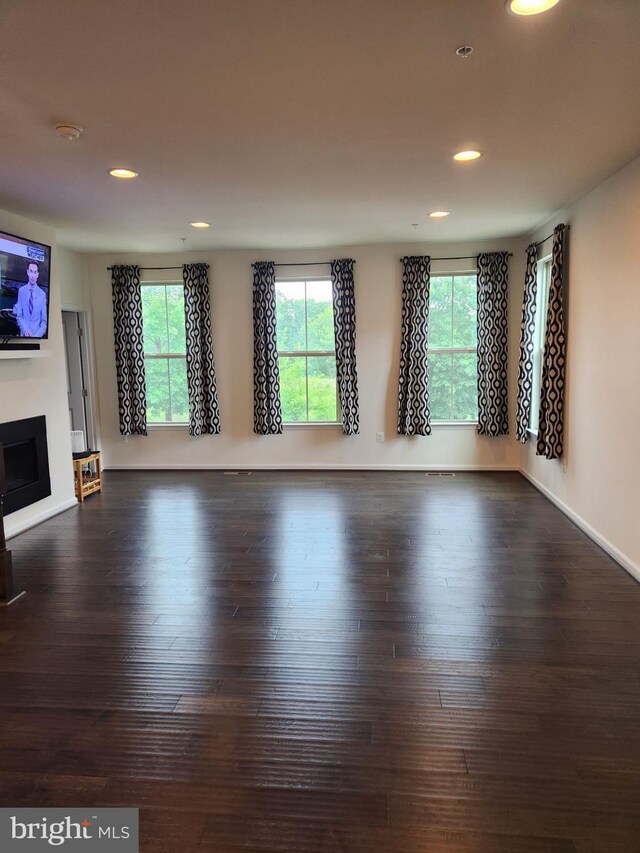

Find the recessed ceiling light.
[
  {"left": 506, "top": 0, "right": 561, "bottom": 16},
  {"left": 190, "top": 222, "right": 210, "bottom": 228},
  {"left": 453, "top": 150, "right": 482, "bottom": 162},
  {"left": 109, "top": 168, "right": 138, "bottom": 179},
  {"left": 429, "top": 211, "right": 450, "bottom": 219}
]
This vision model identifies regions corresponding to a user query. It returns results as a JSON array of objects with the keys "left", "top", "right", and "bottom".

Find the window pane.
[
  {"left": 306, "top": 280, "right": 335, "bottom": 351},
  {"left": 279, "top": 356, "right": 307, "bottom": 421},
  {"left": 538, "top": 261, "right": 552, "bottom": 349},
  {"left": 429, "top": 276, "right": 453, "bottom": 349},
  {"left": 145, "top": 357, "right": 171, "bottom": 423},
  {"left": 530, "top": 259, "right": 552, "bottom": 432},
  {"left": 276, "top": 279, "right": 338, "bottom": 423},
  {"left": 142, "top": 286, "right": 169, "bottom": 354},
  {"left": 452, "top": 275, "right": 477, "bottom": 348},
  {"left": 530, "top": 350, "right": 542, "bottom": 432},
  {"left": 169, "top": 358, "right": 190, "bottom": 423},
  {"left": 167, "top": 285, "right": 186, "bottom": 353},
  {"left": 452, "top": 353, "right": 478, "bottom": 421},
  {"left": 307, "top": 356, "right": 337, "bottom": 422},
  {"left": 429, "top": 352, "right": 453, "bottom": 421},
  {"left": 276, "top": 281, "right": 306, "bottom": 351}
]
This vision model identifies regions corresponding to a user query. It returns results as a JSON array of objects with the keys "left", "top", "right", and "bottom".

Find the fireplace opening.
[
  {"left": 0, "top": 416, "right": 51, "bottom": 515},
  {"left": 4, "top": 439, "right": 39, "bottom": 493}
]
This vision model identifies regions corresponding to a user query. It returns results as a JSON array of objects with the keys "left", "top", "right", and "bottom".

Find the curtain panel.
[
  {"left": 182, "top": 263, "right": 220, "bottom": 436},
  {"left": 476, "top": 251, "right": 510, "bottom": 436},
  {"left": 252, "top": 261, "right": 283, "bottom": 435},
  {"left": 330, "top": 259, "right": 360, "bottom": 435},
  {"left": 111, "top": 264, "right": 147, "bottom": 436},
  {"left": 537, "top": 224, "right": 567, "bottom": 460},
  {"left": 397, "top": 256, "right": 432, "bottom": 436},
  {"left": 515, "top": 245, "right": 539, "bottom": 443}
]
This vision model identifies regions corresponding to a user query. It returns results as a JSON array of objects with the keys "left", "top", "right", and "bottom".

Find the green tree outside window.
[
  {"left": 276, "top": 280, "right": 338, "bottom": 423},
  {"left": 429, "top": 274, "right": 478, "bottom": 422},
  {"left": 141, "top": 284, "right": 189, "bottom": 423}
]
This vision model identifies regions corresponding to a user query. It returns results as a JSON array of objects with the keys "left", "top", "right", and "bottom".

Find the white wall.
[
  {"left": 88, "top": 238, "right": 525, "bottom": 472},
  {"left": 58, "top": 247, "right": 90, "bottom": 311},
  {"left": 521, "top": 154, "right": 640, "bottom": 574},
  {"left": 0, "top": 210, "right": 80, "bottom": 537}
]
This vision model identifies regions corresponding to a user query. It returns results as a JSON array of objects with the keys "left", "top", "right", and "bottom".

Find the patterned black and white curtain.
[
  {"left": 330, "top": 258, "right": 359, "bottom": 435},
  {"left": 537, "top": 224, "right": 567, "bottom": 460},
  {"left": 252, "top": 261, "right": 283, "bottom": 435},
  {"left": 515, "top": 245, "right": 538, "bottom": 443},
  {"left": 398, "top": 256, "right": 431, "bottom": 436},
  {"left": 111, "top": 265, "right": 147, "bottom": 436},
  {"left": 476, "top": 252, "right": 510, "bottom": 436},
  {"left": 182, "top": 263, "right": 220, "bottom": 436}
]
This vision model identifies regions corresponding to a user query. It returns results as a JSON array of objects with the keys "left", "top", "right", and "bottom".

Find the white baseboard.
[
  {"left": 520, "top": 470, "right": 640, "bottom": 584},
  {"left": 5, "top": 497, "right": 78, "bottom": 540},
  {"left": 103, "top": 463, "right": 519, "bottom": 472}
]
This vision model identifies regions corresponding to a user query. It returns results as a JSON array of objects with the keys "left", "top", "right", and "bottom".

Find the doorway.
[{"left": 62, "top": 310, "right": 95, "bottom": 451}]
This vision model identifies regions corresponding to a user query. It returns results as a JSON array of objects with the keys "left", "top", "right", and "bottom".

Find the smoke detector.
[{"left": 55, "top": 124, "right": 83, "bottom": 140}]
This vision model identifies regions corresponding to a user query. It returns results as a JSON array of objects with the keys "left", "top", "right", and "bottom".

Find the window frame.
[
  {"left": 528, "top": 255, "right": 553, "bottom": 436},
  {"left": 275, "top": 276, "right": 341, "bottom": 427},
  {"left": 141, "top": 280, "right": 189, "bottom": 428},
  {"left": 428, "top": 270, "right": 479, "bottom": 426}
]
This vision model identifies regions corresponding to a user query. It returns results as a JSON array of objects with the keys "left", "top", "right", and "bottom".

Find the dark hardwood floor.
[{"left": 1, "top": 470, "right": 640, "bottom": 852}]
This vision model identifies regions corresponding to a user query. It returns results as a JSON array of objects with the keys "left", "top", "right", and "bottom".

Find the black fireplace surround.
[{"left": 0, "top": 416, "right": 51, "bottom": 515}]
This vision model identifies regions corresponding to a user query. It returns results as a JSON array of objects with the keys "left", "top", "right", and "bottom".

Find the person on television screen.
[{"left": 15, "top": 261, "right": 47, "bottom": 338}]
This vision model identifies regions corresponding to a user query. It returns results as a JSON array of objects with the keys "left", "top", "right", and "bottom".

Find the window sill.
[
  {"left": 283, "top": 422, "right": 342, "bottom": 429},
  {"left": 432, "top": 421, "right": 478, "bottom": 429},
  {"left": 528, "top": 427, "right": 539, "bottom": 437},
  {"left": 147, "top": 423, "right": 189, "bottom": 430}
]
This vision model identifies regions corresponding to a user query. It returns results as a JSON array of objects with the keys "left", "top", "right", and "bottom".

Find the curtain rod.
[
  {"left": 107, "top": 265, "right": 209, "bottom": 271},
  {"left": 400, "top": 253, "right": 513, "bottom": 263},
  {"left": 534, "top": 224, "right": 569, "bottom": 249},
  {"left": 276, "top": 261, "right": 334, "bottom": 267},
  {"left": 251, "top": 261, "right": 347, "bottom": 268}
]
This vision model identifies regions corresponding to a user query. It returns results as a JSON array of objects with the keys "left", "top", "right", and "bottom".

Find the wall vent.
[
  {"left": 425, "top": 472, "right": 456, "bottom": 477},
  {"left": 223, "top": 471, "right": 252, "bottom": 476}
]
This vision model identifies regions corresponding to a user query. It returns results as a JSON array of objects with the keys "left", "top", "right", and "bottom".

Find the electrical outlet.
[{"left": 376, "top": 432, "right": 385, "bottom": 443}]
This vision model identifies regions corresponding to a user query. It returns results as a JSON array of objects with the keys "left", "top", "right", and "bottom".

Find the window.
[
  {"left": 141, "top": 283, "right": 189, "bottom": 424},
  {"left": 529, "top": 256, "right": 552, "bottom": 434},
  {"left": 428, "top": 273, "right": 478, "bottom": 422},
  {"left": 275, "top": 279, "right": 339, "bottom": 424}
]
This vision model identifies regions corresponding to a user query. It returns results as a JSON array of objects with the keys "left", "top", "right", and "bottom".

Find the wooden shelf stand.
[{"left": 73, "top": 451, "right": 102, "bottom": 502}]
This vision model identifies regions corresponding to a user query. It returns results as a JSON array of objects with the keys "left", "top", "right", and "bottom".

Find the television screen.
[{"left": 0, "top": 230, "right": 51, "bottom": 340}]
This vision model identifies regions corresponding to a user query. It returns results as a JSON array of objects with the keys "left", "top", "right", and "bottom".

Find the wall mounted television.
[{"left": 0, "top": 230, "right": 52, "bottom": 340}]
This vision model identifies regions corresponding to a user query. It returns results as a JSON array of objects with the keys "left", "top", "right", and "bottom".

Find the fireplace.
[{"left": 0, "top": 416, "right": 51, "bottom": 515}]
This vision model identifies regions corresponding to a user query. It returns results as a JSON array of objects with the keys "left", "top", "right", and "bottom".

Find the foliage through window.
[
  {"left": 529, "top": 256, "right": 552, "bottom": 434},
  {"left": 141, "top": 283, "right": 189, "bottom": 424},
  {"left": 429, "top": 274, "right": 478, "bottom": 422},
  {"left": 275, "top": 279, "right": 339, "bottom": 423}
]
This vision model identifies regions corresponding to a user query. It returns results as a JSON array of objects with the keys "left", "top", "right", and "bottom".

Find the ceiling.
[{"left": 1, "top": 0, "right": 639, "bottom": 252}]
